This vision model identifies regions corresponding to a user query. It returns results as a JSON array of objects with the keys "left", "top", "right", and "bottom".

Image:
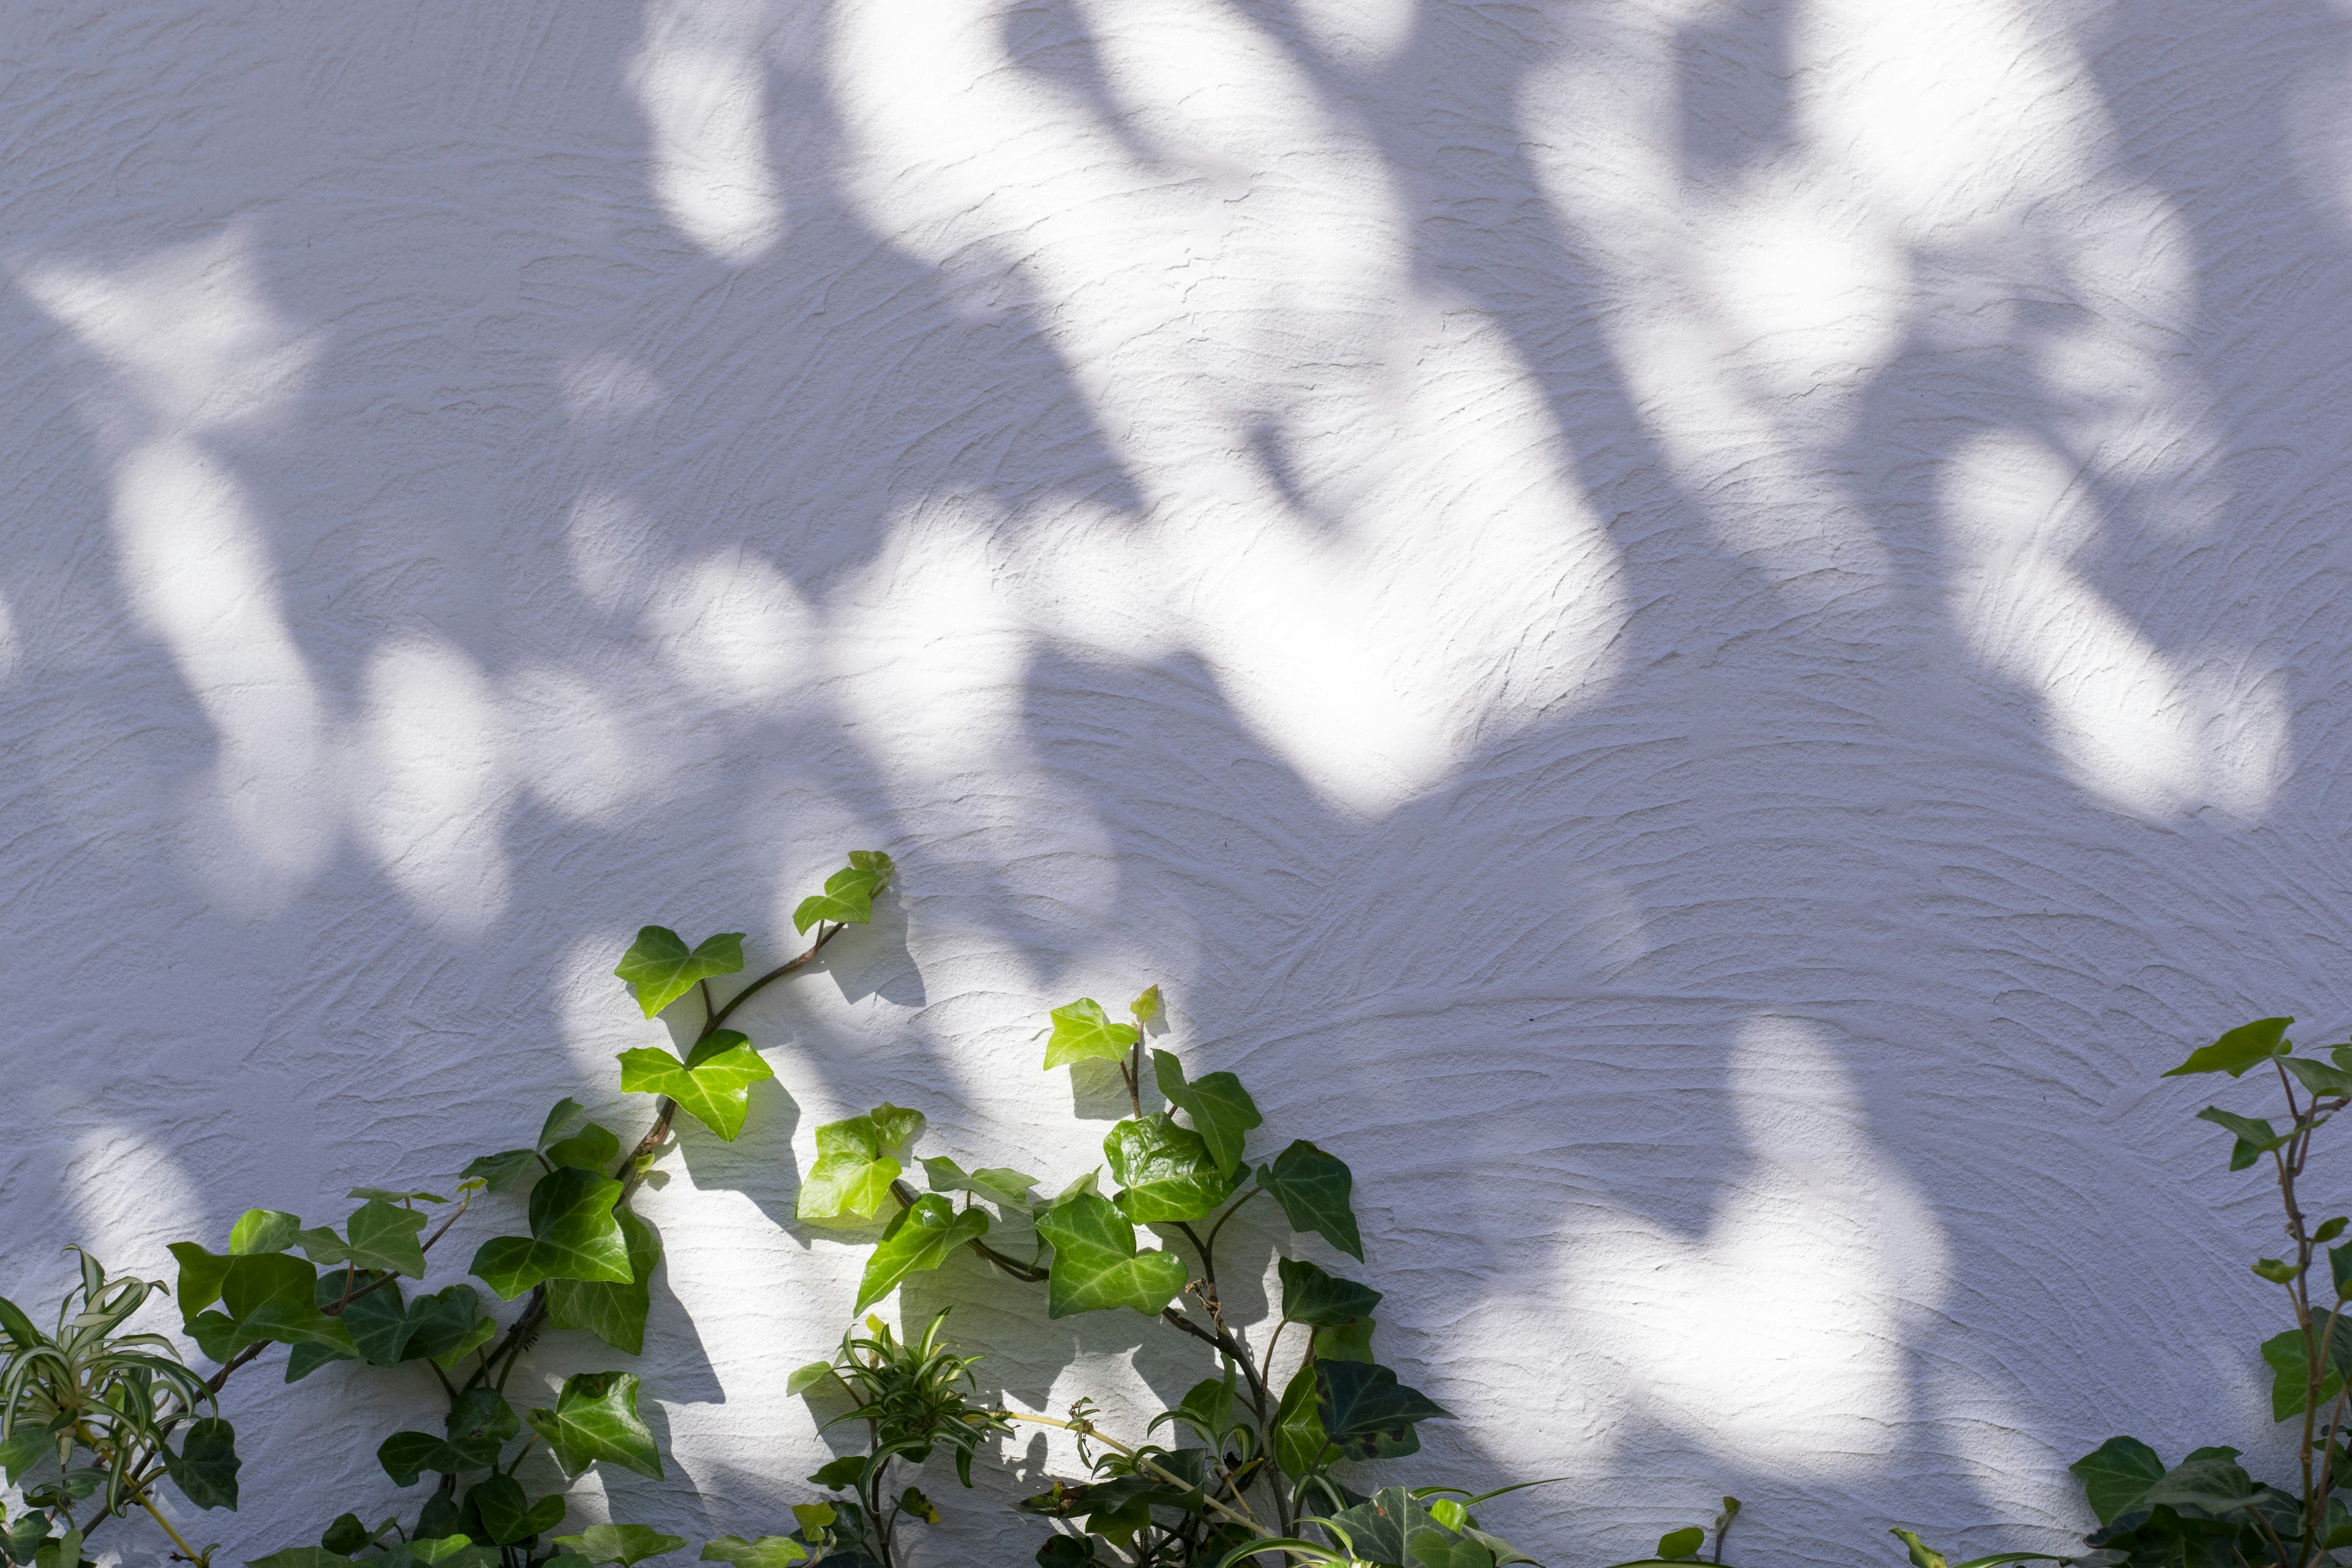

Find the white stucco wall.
[{"left": 4, "top": 1, "right": 2350, "bottom": 1563}]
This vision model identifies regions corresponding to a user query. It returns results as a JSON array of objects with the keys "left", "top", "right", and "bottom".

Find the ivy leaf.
[
  {"left": 526, "top": 1371, "right": 663, "bottom": 1479},
  {"left": 2166, "top": 1017, "right": 2293, "bottom": 1077},
  {"left": 1323, "top": 1487, "right": 1441, "bottom": 1567},
  {"left": 405, "top": 1284, "right": 499, "bottom": 1367},
  {"left": 545, "top": 1122, "right": 622, "bottom": 1172},
  {"left": 698, "top": 1536, "right": 808, "bottom": 1568},
  {"left": 1150, "top": 1052, "right": 1261, "bottom": 1176},
  {"left": 348, "top": 1188, "right": 448, "bottom": 1205},
  {"left": 467, "top": 1476, "right": 565, "bottom": 1546},
  {"left": 1043, "top": 1000, "right": 1137, "bottom": 1070},
  {"left": 1314, "top": 1360, "right": 1449, "bottom": 1460},
  {"left": 2196, "top": 1107, "right": 2289, "bottom": 1171},
  {"left": 377, "top": 1431, "right": 501, "bottom": 1488},
  {"left": 1270, "top": 1362, "right": 1327, "bottom": 1477},
  {"left": 1149, "top": 1376, "right": 1235, "bottom": 1446},
  {"left": 538, "top": 1099, "right": 588, "bottom": 1148},
  {"left": 548, "top": 1210, "right": 662, "bottom": 1355},
  {"left": 2068, "top": 1436, "right": 2173, "bottom": 1527},
  {"left": 797, "top": 1109, "right": 921, "bottom": 1225},
  {"left": 1656, "top": 1526, "right": 1705, "bottom": 1561},
  {"left": 786, "top": 1362, "right": 837, "bottom": 1398},
  {"left": 1278, "top": 1258, "right": 1382, "bottom": 1328},
  {"left": 450, "top": 1387, "right": 522, "bottom": 1444},
  {"left": 295, "top": 1199, "right": 430, "bottom": 1278},
  {"left": 1033, "top": 1192, "right": 1186, "bottom": 1318},
  {"left": 791, "top": 852, "right": 895, "bottom": 934},
  {"left": 2262, "top": 1325, "right": 2352, "bottom": 1420},
  {"left": 228, "top": 1209, "right": 303, "bottom": 1255},
  {"left": 459, "top": 1150, "right": 539, "bottom": 1194},
  {"left": 186, "top": 1254, "right": 355, "bottom": 1362},
  {"left": 469, "top": 1167, "right": 632, "bottom": 1300},
  {"left": 1257, "top": 1140, "right": 1364, "bottom": 1260},
  {"left": 247, "top": 1551, "right": 349, "bottom": 1568},
  {"left": 164, "top": 1417, "right": 239, "bottom": 1511},
  {"left": 855, "top": 1196, "right": 990, "bottom": 1313},
  {"left": 1104, "top": 1115, "right": 1241, "bottom": 1224},
  {"left": 921, "top": 1156, "right": 1039, "bottom": 1210},
  {"left": 615, "top": 928, "right": 746, "bottom": 1019},
  {"left": 552, "top": 1524, "right": 686, "bottom": 1566},
  {"left": 616, "top": 1030, "right": 774, "bottom": 1142},
  {"left": 2285, "top": 1057, "right": 2352, "bottom": 1100},
  {"left": 1313, "top": 1317, "right": 1377, "bottom": 1363}
]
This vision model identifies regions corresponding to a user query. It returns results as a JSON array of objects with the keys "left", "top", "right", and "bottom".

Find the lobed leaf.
[
  {"left": 921, "top": 1156, "right": 1039, "bottom": 1209},
  {"left": 1257, "top": 1140, "right": 1364, "bottom": 1260},
  {"left": 1104, "top": 1115, "right": 1242, "bottom": 1224},
  {"left": 469, "top": 1167, "right": 633, "bottom": 1300},
  {"left": 467, "top": 1476, "right": 565, "bottom": 1545},
  {"left": 2195, "top": 1106, "right": 2287, "bottom": 1171},
  {"left": 616, "top": 928, "right": 746, "bottom": 1019},
  {"left": 1278, "top": 1257, "right": 1382, "bottom": 1328},
  {"left": 228, "top": 1210, "right": 302, "bottom": 1256},
  {"left": 1314, "top": 1360, "right": 1449, "bottom": 1460},
  {"left": 377, "top": 1430, "right": 501, "bottom": 1488},
  {"left": 797, "top": 1110, "right": 921, "bottom": 1225},
  {"left": 553, "top": 1525, "right": 686, "bottom": 1566},
  {"left": 1043, "top": 999, "right": 1137, "bottom": 1070},
  {"left": 548, "top": 1209, "right": 663, "bottom": 1355},
  {"left": 617, "top": 1030, "right": 774, "bottom": 1142},
  {"left": 791, "top": 856, "right": 893, "bottom": 934},
  {"left": 1150, "top": 1052, "right": 1262, "bottom": 1176},
  {"left": 2261, "top": 1322, "right": 2352, "bottom": 1420},
  {"left": 295, "top": 1199, "right": 429, "bottom": 1279},
  {"left": 699, "top": 1537, "right": 807, "bottom": 1568},
  {"left": 186, "top": 1254, "right": 355, "bottom": 1362},
  {"left": 545, "top": 1123, "right": 623, "bottom": 1172},
  {"left": 855, "top": 1196, "right": 990, "bottom": 1313},
  {"left": 1033, "top": 1192, "right": 1187, "bottom": 1318},
  {"left": 165, "top": 1417, "right": 239, "bottom": 1512},
  {"left": 527, "top": 1371, "right": 663, "bottom": 1479}
]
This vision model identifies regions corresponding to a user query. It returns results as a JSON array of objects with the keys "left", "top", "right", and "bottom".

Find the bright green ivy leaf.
[
  {"left": 2166, "top": 1017, "right": 2293, "bottom": 1077},
  {"left": 921, "top": 1156, "right": 1039, "bottom": 1208},
  {"left": 1278, "top": 1257, "right": 1382, "bottom": 1327},
  {"left": 548, "top": 1209, "right": 662, "bottom": 1356},
  {"left": 545, "top": 1122, "right": 622, "bottom": 1173},
  {"left": 792, "top": 855, "right": 894, "bottom": 934},
  {"left": 1033, "top": 1192, "right": 1186, "bottom": 1319},
  {"left": 553, "top": 1524, "right": 685, "bottom": 1566},
  {"left": 1313, "top": 1360, "right": 1449, "bottom": 1460},
  {"left": 1270, "top": 1376, "right": 1327, "bottom": 1485},
  {"left": 616, "top": 1030, "right": 774, "bottom": 1142},
  {"left": 797, "top": 1109, "right": 921, "bottom": 1225},
  {"left": 1150, "top": 1052, "right": 1261, "bottom": 1176},
  {"left": 168, "top": 1243, "right": 233, "bottom": 1319},
  {"left": 527, "top": 1371, "right": 663, "bottom": 1479},
  {"left": 615, "top": 928, "right": 746, "bottom": 1019},
  {"left": 187, "top": 1254, "right": 355, "bottom": 1362},
  {"left": 1043, "top": 999, "right": 1137, "bottom": 1070},
  {"left": 467, "top": 1476, "right": 565, "bottom": 1546},
  {"left": 228, "top": 1209, "right": 302, "bottom": 1256},
  {"left": 295, "top": 1199, "right": 430, "bottom": 1279},
  {"left": 164, "top": 1417, "right": 239, "bottom": 1511},
  {"left": 2197, "top": 1106, "right": 2288, "bottom": 1170},
  {"left": 1106, "top": 1114, "right": 1241, "bottom": 1224},
  {"left": 855, "top": 1196, "right": 990, "bottom": 1312},
  {"left": 469, "top": 1167, "right": 631, "bottom": 1300},
  {"left": 786, "top": 1362, "right": 836, "bottom": 1398},
  {"left": 1257, "top": 1140, "right": 1364, "bottom": 1260},
  {"left": 1129, "top": 984, "right": 1163, "bottom": 1023},
  {"left": 698, "top": 1537, "right": 807, "bottom": 1568}
]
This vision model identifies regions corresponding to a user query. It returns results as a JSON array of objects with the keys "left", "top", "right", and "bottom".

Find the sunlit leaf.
[
  {"left": 698, "top": 1537, "right": 807, "bottom": 1568},
  {"left": 616, "top": 1030, "right": 774, "bottom": 1142},
  {"left": 469, "top": 1167, "right": 632, "bottom": 1300},
  {"left": 2165, "top": 1017, "right": 2293, "bottom": 1077},
  {"left": 1105, "top": 1115, "right": 1241, "bottom": 1224},
  {"left": 1257, "top": 1140, "right": 1364, "bottom": 1260},
  {"left": 921, "top": 1156, "right": 1039, "bottom": 1209},
  {"left": 186, "top": 1254, "right": 355, "bottom": 1362},
  {"left": 798, "top": 1110, "right": 920, "bottom": 1225},
  {"left": 548, "top": 1210, "right": 662, "bottom": 1355},
  {"left": 1033, "top": 1193, "right": 1186, "bottom": 1319},
  {"left": 1129, "top": 985, "right": 1163, "bottom": 1023},
  {"left": 1278, "top": 1257, "right": 1382, "bottom": 1328},
  {"left": 1150, "top": 1052, "right": 1261, "bottom": 1176},
  {"left": 228, "top": 1210, "right": 302, "bottom": 1256},
  {"left": 855, "top": 1196, "right": 990, "bottom": 1312},
  {"left": 526, "top": 1371, "right": 663, "bottom": 1479},
  {"left": 1043, "top": 999, "right": 1137, "bottom": 1070},
  {"left": 615, "top": 927, "right": 746, "bottom": 1019},
  {"left": 554, "top": 1525, "right": 687, "bottom": 1567},
  {"left": 792, "top": 859, "right": 891, "bottom": 933},
  {"left": 295, "top": 1199, "right": 430, "bottom": 1279}
]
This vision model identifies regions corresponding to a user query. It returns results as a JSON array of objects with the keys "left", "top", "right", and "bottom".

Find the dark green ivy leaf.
[
  {"left": 2285, "top": 1057, "right": 2352, "bottom": 1100},
  {"left": 466, "top": 1476, "right": 565, "bottom": 1545},
  {"left": 294, "top": 1199, "right": 429, "bottom": 1278},
  {"left": 2196, "top": 1107, "right": 2288, "bottom": 1171},
  {"left": 1314, "top": 1360, "right": 1449, "bottom": 1460},
  {"left": 548, "top": 1209, "right": 662, "bottom": 1355},
  {"left": 1149, "top": 1376, "right": 1235, "bottom": 1447},
  {"left": 1150, "top": 1052, "right": 1261, "bottom": 1176},
  {"left": 615, "top": 927, "right": 746, "bottom": 1019},
  {"left": 164, "top": 1417, "right": 239, "bottom": 1511},
  {"left": 1655, "top": 1526, "right": 1705, "bottom": 1561},
  {"left": 545, "top": 1122, "right": 622, "bottom": 1172},
  {"left": 2261, "top": 1323, "right": 2352, "bottom": 1420},
  {"left": 186, "top": 1254, "right": 355, "bottom": 1362},
  {"left": 1278, "top": 1257, "right": 1382, "bottom": 1328},
  {"left": 1257, "top": 1140, "right": 1364, "bottom": 1260},
  {"left": 616, "top": 1030, "right": 774, "bottom": 1142},
  {"left": 526, "top": 1371, "right": 663, "bottom": 1478},
  {"left": 319, "top": 1515, "right": 374, "bottom": 1555},
  {"left": 2166, "top": 1017, "right": 2293, "bottom": 1078},
  {"left": 855, "top": 1196, "right": 989, "bottom": 1313},
  {"left": 459, "top": 1150, "right": 539, "bottom": 1194},
  {"left": 469, "top": 1167, "right": 632, "bottom": 1300},
  {"left": 376, "top": 1430, "right": 501, "bottom": 1488},
  {"left": 1104, "top": 1115, "right": 1240, "bottom": 1224}
]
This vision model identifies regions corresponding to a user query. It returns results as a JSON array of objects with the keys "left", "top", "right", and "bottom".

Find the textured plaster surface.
[{"left": 3, "top": 0, "right": 2351, "bottom": 1562}]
